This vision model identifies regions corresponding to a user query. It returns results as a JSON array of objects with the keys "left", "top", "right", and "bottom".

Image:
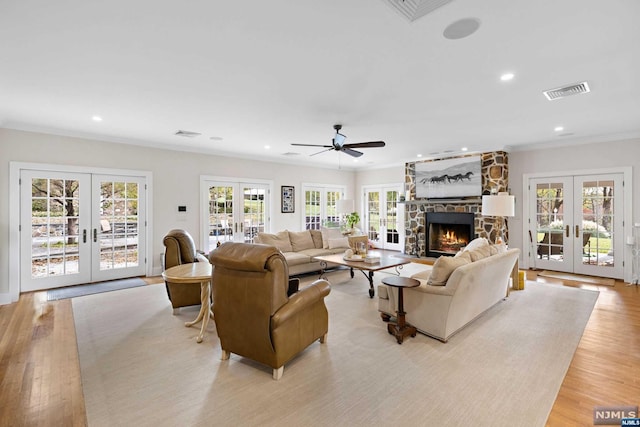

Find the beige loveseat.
[
  {"left": 254, "top": 229, "right": 368, "bottom": 276},
  {"left": 378, "top": 245, "right": 520, "bottom": 342}
]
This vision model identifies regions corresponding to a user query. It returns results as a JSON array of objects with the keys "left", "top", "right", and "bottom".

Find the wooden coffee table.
[
  {"left": 162, "top": 262, "right": 213, "bottom": 343},
  {"left": 381, "top": 276, "right": 420, "bottom": 344},
  {"left": 314, "top": 250, "right": 410, "bottom": 298}
]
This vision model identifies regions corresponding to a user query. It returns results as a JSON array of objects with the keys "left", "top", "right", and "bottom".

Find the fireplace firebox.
[{"left": 425, "top": 212, "right": 475, "bottom": 257}]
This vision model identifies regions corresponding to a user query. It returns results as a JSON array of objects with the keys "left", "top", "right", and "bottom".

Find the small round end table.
[{"left": 381, "top": 276, "right": 420, "bottom": 344}]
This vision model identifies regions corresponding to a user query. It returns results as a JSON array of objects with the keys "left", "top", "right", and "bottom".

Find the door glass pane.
[
  {"left": 367, "top": 191, "right": 381, "bottom": 244},
  {"left": 209, "top": 186, "right": 234, "bottom": 247},
  {"left": 535, "top": 182, "right": 565, "bottom": 262},
  {"left": 99, "top": 180, "right": 139, "bottom": 270},
  {"left": 242, "top": 186, "right": 266, "bottom": 242},
  {"left": 30, "top": 178, "right": 81, "bottom": 278},
  {"left": 325, "top": 191, "right": 341, "bottom": 226},
  {"left": 581, "top": 180, "right": 614, "bottom": 267},
  {"left": 385, "top": 190, "right": 399, "bottom": 244},
  {"left": 305, "top": 190, "right": 321, "bottom": 230}
]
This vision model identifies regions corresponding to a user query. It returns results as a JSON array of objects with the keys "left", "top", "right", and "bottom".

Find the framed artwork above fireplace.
[{"left": 415, "top": 155, "right": 482, "bottom": 199}]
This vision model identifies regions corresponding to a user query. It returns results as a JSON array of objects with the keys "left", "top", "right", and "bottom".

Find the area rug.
[
  {"left": 47, "top": 277, "right": 146, "bottom": 301},
  {"left": 73, "top": 273, "right": 598, "bottom": 427},
  {"left": 538, "top": 270, "right": 615, "bottom": 287}
]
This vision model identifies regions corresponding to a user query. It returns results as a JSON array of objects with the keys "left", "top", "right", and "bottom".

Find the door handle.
[
  {"left": 566, "top": 225, "right": 570, "bottom": 238},
  {"left": 575, "top": 225, "right": 580, "bottom": 238},
  {"left": 93, "top": 228, "right": 97, "bottom": 243},
  {"left": 83, "top": 229, "right": 87, "bottom": 243}
]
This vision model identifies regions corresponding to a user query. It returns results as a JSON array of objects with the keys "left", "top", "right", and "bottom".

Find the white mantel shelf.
[{"left": 400, "top": 197, "right": 482, "bottom": 205}]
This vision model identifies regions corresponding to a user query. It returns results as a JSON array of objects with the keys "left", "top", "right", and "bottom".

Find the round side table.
[
  {"left": 381, "top": 276, "right": 420, "bottom": 344},
  {"left": 162, "top": 262, "right": 213, "bottom": 343}
]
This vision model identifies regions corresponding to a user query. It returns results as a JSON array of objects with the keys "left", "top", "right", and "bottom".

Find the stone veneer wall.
[{"left": 404, "top": 151, "right": 509, "bottom": 256}]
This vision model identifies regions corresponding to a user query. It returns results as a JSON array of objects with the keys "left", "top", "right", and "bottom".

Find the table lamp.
[{"left": 481, "top": 192, "right": 515, "bottom": 244}]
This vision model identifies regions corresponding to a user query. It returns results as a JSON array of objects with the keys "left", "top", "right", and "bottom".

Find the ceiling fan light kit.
[{"left": 291, "top": 124, "right": 385, "bottom": 158}]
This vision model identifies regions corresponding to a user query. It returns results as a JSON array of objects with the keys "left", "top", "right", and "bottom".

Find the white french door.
[
  {"left": 363, "top": 185, "right": 404, "bottom": 251},
  {"left": 20, "top": 170, "right": 147, "bottom": 291},
  {"left": 202, "top": 179, "right": 270, "bottom": 252},
  {"left": 529, "top": 173, "right": 623, "bottom": 278}
]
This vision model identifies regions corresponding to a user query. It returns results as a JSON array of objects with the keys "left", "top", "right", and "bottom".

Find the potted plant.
[{"left": 345, "top": 211, "right": 360, "bottom": 230}]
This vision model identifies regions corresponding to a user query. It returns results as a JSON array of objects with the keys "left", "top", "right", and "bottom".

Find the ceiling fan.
[{"left": 291, "top": 124, "right": 385, "bottom": 158}]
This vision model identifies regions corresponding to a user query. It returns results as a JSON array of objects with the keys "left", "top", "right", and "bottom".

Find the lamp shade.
[
  {"left": 337, "top": 199, "right": 354, "bottom": 214},
  {"left": 481, "top": 192, "right": 515, "bottom": 217}
]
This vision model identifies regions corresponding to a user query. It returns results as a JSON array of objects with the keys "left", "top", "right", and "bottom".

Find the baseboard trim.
[{"left": 0, "top": 292, "right": 13, "bottom": 306}]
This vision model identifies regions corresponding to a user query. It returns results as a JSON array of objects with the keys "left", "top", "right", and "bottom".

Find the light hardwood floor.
[{"left": 0, "top": 273, "right": 638, "bottom": 426}]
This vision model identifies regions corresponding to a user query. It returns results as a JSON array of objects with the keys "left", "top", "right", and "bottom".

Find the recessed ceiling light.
[
  {"left": 353, "top": 159, "right": 358, "bottom": 163},
  {"left": 500, "top": 73, "right": 515, "bottom": 82},
  {"left": 264, "top": 145, "right": 270, "bottom": 150},
  {"left": 92, "top": 115, "right": 103, "bottom": 122},
  {"left": 554, "top": 126, "right": 564, "bottom": 132},
  {"left": 461, "top": 147, "right": 468, "bottom": 152},
  {"left": 417, "top": 154, "right": 423, "bottom": 158}
]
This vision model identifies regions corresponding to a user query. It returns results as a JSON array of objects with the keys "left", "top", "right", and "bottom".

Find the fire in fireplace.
[{"left": 425, "top": 212, "right": 475, "bottom": 257}]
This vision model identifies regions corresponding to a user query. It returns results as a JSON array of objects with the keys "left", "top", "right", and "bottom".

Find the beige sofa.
[
  {"left": 378, "top": 247, "right": 520, "bottom": 342},
  {"left": 254, "top": 229, "right": 368, "bottom": 276}
]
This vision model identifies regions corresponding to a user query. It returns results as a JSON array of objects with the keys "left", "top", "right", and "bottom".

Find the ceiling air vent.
[
  {"left": 174, "top": 130, "right": 201, "bottom": 138},
  {"left": 543, "top": 81, "right": 590, "bottom": 101},
  {"left": 381, "top": 0, "right": 454, "bottom": 22}
]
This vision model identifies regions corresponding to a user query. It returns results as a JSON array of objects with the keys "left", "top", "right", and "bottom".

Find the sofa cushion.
[
  {"left": 310, "top": 230, "right": 324, "bottom": 249},
  {"left": 298, "top": 248, "right": 333, "bottom": 258},
  {"left": 288, "top": 230, "right": 315, "bottom": 252},
  {"left": 328, "top": 237, "right": 349, "bottom": 249},
  {"left": 411, "top": 269, "right": 432, "bottom": 280},
  {"left": 321, "top": 227, "right": 344, "bottom": 249},
  {"left": 427, "top": 255, "right": 471, "bottom": 286},
  {"left": 256, "top": 230, "right": 293, "bottom": 253},
  {"left": 282, "top": 252, "right": 311, "bottom": 267}
]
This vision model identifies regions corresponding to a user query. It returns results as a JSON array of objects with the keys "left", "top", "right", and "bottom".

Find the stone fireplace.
[
  {"left": 403, "top": 151, "right": 510, "bottom": 256},
  {"left": 425, "top": 212, "right": 475, "bottom": 257}
]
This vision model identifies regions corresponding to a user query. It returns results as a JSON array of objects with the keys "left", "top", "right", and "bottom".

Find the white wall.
[
  {"left": 0, "top": 128, "right": 355, "bottom": 298},
  {"left": 354, "top": 165, "right": 405, "bottom": 209},
  {"left": 508, "top": 137, "right": 639, "bottom": 268}
]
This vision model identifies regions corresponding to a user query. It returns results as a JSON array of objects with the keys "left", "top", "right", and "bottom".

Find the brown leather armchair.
[
  {"left": 209, "top": 242, "right": 331, "bottom": 380},
  {"left": 163, "top": 229, "right": 209, "bottom": 312}
]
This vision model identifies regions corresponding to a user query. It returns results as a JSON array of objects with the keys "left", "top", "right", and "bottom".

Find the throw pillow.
[
  {"left": 328, "top": 237, "right": 349, "bottom": 249},
  {"left": 288, "top": 230, "right": 315, "bottom": 251},
  {"left": 467, "top": 245, "right": 493, "bottom": 261},
  {"left": 463, "top": 237, "right": 489, "bottom": 252},
  {"left": 255, "top": 230, "right": 293, "bottom": 253},
  {"left": 490, "top": 242, "right": 507, "bottom": 254},
  {"left": 321, "top": 227, "right": 344, "bottom": 249},
  {"left": 427, "top": 255, "right": 471, "bottom": 286},
  {"left": 310, "top": 229, "right": 324, "bottom": 249}
]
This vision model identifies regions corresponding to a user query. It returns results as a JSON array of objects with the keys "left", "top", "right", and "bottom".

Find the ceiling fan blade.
[
  {"left": 342, "top": 148, "right": 364, "bottom": 158},
  {"left": 343, "top": 141, "right": 385, "bottom": 149},
  {"left": 310, "top": 147, "right": 335, "bottom": 156},
  {"left": 291, "top": 143, "right": 333, "bottom": 148}
]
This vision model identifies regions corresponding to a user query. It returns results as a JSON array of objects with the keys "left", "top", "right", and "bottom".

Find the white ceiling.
[{"left": 1, "top": 0, "right": 639, "bottom": 170}]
